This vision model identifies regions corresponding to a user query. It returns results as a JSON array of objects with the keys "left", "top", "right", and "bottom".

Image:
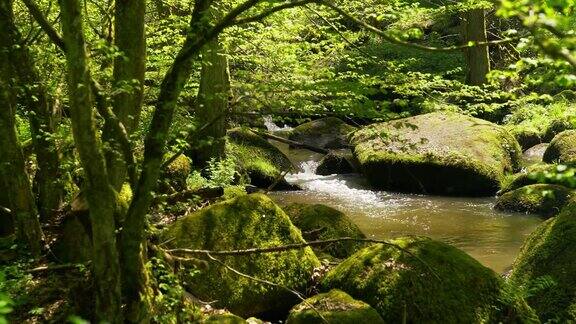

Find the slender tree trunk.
[
  {"left": 120, "top": 1, "right": 212, "bottom": 317},
  {"left": 0, "top": 0, "right": 44, "bottom": 255},
  {"left": 1, "top": 0, "right": 64, "bottom": 221},
  {"left": 463, "top": 8, "right": 490, "bottom": 85},
  {"left": 58, "top": 0, "right": 122, "bottom": 322},
  {"left": 107, "top": 0, "right": 146, "bottom": 190},
  {"left": 193, "top": 37, "right": 230, "bottom": 167}
]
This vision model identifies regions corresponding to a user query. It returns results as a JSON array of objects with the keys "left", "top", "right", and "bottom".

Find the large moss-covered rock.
[
  {"left": 161, "top": 194, "right": 320, "bottom": 317},
  {"left": 289, "top": 117, "right": 356, "bottom": 149},
  {"left": 509, "top": 126, "right": 544, "bottom": 151},
  {"left": 543, "top": 130, "right": 576, "bottom": 165},
  {"left": 351, "top": 112, "right": 522, "bottom": 196},
  {"left": 509, "top": 202, "right": 576, "bottom": 322},
  {"left": 322, "top": 237, "right": 537, "bottom": 323},
  {"left": 495, "top": 184, "right": 574, "bottom": 218},
  {"left": 283, "top": 203, "right": 365, "bottom": 258},
  {"left": 163, "top": 154, "right": 192, "bottom": 192},
  {"left": 499, "top": 163, "right": 556, "bottom": 194},
  {"left": 543, "top": 118, "right": 575, "bottom": 142},
  {"left": 286, "top": 289, "right": 384, "bottom": 324},
  {"left": 226, "top": 128, "right": 295, "bottom": 189}
]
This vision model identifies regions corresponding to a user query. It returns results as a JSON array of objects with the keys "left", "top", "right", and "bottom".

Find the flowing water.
[{"left": 267, "top": 139, "right": 543, "bottom": 273}]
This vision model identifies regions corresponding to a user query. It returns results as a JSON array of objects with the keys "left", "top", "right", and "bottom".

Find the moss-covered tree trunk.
[
  {"left": 463, "top": 8, "right": 490, "bottom": 85},
  {"left": 107, "top": 0, "right": 146, "bottom": 190},
  {"left": 58, "top": 0, "right": 122, "bottom": 322},
  {"left": 1, "top": 0, "right": 64, "bottom": 221},
  {"left": 193, "top": 37, "right": 230, "bottom": 166},
  {"left": 0, "top": 0, "right": 43, "bottom": 255}
]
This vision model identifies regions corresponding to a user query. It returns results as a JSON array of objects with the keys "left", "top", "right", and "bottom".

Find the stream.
[{"left": 264, "top": 119, "right": 543, "bottom": 273}]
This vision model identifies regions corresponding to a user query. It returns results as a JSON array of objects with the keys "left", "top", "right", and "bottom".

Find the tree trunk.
[
  {"left": 120, "top": 1, "right": 213, "bottom": 318},
  {"left": 107, "top": 0, "right": 146, "bottom": 190},
  {"left": 193, "top": 37, "right": 230, "bottom": 167},
  {"left": 1, "top": 0, "right": 64, "bottom": 222},
  {"left": 463, "top": 8, "right": 490, "bottom": 85},
  {"left": 0, "top": 0, "right": 43, "bottom": 255},
  {"left": 58, "top": 0, "right": 122, "bottom": 322}
]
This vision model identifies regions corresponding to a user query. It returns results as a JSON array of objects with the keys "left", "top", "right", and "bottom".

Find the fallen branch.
[
  {"left": 168, "top": 237, "right": 440, "bottom": 279},
  {"left": 152, "top": 187, "right": 224, "bottom": 204},
  {"left": 254, "top": 130, "right": 330, "bottom": 154},
  {"left": 26, "top": 262, "right": 90, "bottom": 274}
]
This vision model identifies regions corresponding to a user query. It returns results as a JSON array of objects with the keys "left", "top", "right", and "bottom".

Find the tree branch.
[
  {"left": 20, "top": 0, "right": 66, "bottom": 50},
  {"left": 168, "top": 237, "right": 439, "bottom": 279},
  {"left": 316, "top": 0, "right": 522, "bottom": 52},
  {"left": 232, "top": 0, "right": 315, "bottom": 25}
]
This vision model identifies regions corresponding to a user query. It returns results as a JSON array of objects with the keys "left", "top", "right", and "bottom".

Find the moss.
[
  {"left": 499, "top": 163, "right": 557, "bottom": 194},
  {"left": 543, "top": 118, "right": 575, "bottom": 142},
  {"left": 164, "top": 154, "right": 192, "bottom": 191},
  {"left": 351, "top": 112, "right": 522, "bottom": 196},
  {"left": 495, "top": 184, "right": 574, "bottom": 218},
  {"left": 321, "top": 237, "right": 537, "bottom": 323},
  {"left": 286, "top": 289, "right": 384, "bottom": 324},
  {"left": 509, "top": 202, "right": 576, "bottom": 322},
  {"left": 202, "top": 314, "right": 246, "bottom": 324},
  {"left": 289, "top": 117, "right": 357, "bottom": 149},
  {"left": 283, "top": 203, "right": 366, "bottom": 258},
  {"left": 508, "top": 126, "right": 544, "bottom": 151},
  {"left": 543, "top": 130, "right": 576, "bottom": 165},
  {"left": 226, "top": 128, "right": 294, "bottom": 188},
  {"left": 161, "top": 194, "right": 320, "bottom": 317}
]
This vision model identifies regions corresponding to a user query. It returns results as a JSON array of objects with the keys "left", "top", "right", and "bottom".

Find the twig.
[
  {"left": 204, "top": 252, "right": 328, "bottom": 323},
  {"left": 254, "top": 130, "right": 330, "bottom": 154}
]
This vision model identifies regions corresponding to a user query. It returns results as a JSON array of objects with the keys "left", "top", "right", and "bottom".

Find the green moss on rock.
[
  {"left": 495, "top": 184, "right": 574, "bottom": 218},
  {"left": 286, "top": 289, "right": 384, "bottom": 324},
  {"left": 509, "top": 202, "right": 576, "bottom": 322},
  {"left": 351, "top": 112, "right": 522, "bottom": 196},
  {"left": 202, "top": 314, "right": 246, "bottom": 324},
  {"left": 283, "top": 203, "right": 366, "bottom": 258},
  {"left": 543, "top": 130, "right": 576, "bottom": 165},
  {"left": 289, "top": 117, "right": 356, "bottom": 149},
  {"left": 161, "top": 194, "right": 320, "bottom": 317},
  {"left": 508, "top": 126, "right": 544, "bottom": 152},
  {"left": 164, "top": 154, "right": 192, "bottom": 191},
  {"left": 226, "top": 128, "right": 295, "bottom": 189},
  {"left": 322, "top": 237, "right": 537, "bottom": 323}
]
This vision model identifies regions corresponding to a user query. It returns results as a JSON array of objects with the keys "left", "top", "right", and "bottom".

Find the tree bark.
[
  {"left": 463, "top": 9, "right": 490, "bottom": 85},
  {"left": 107, "top": 0, "right": 146, "bottom": 190},
  {"left": 58, "top": 0, "right": 122, "bottom": 322},
  {"left": 1, "top": 0, "right": 64, "bottom": 221},
  {"left": 0, "top": 0, "right": 43, "bottom": 255},
  {"left": 193, "top": 37, "right": 230, "bottom": 166}
]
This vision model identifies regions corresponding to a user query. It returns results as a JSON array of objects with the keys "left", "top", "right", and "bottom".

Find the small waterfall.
[{"left": 263, "top": 116, "right": 293, "bottom": 132}]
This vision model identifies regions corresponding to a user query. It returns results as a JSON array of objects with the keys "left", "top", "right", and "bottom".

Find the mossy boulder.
[
  {"left": 202, "top": 314, "right": 246, "bottom": 324},
  {"left": 286, "top": 289, "right": 384, "bottom": 324},
  {"left": 509, "top": 202, "right": 576, "bottom": 322},
  {"left": 495, "top": 184, "right": 574, "bottom": 218},
  {"left": 163, "top": 154, "right": 192, "bottom": 191},
  {"left": 316, "top": 151, "right": 358, "bottom": 176},
  {"left": 289, "top": 117, "right": 356, "bottom": 149},
  {"left": 543, "top": 118, "right": 575, "bottom": 142},
  {"left": 283, "top": 203, "right": 365, "bottom": 258},
  {"left": 321, "top": 237, "right": 537, "bottom": 323},
  {"left": 510, "top": 126, "right": 544, "bottom": 151},
  {"left": 226, "top": 128, "right": 295, "bottom": 189},
  {"left": 543, "top": 130, "right": 576, "bottom": 165},
  {"left": 161, "top": 194, "right": 320, "bottom": 317},
  {"left": 499, "top": 163, "right": 556, "bottom": 194},
  {"left": 351, "top": 112, "right": 522, "bottom": 196}
]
